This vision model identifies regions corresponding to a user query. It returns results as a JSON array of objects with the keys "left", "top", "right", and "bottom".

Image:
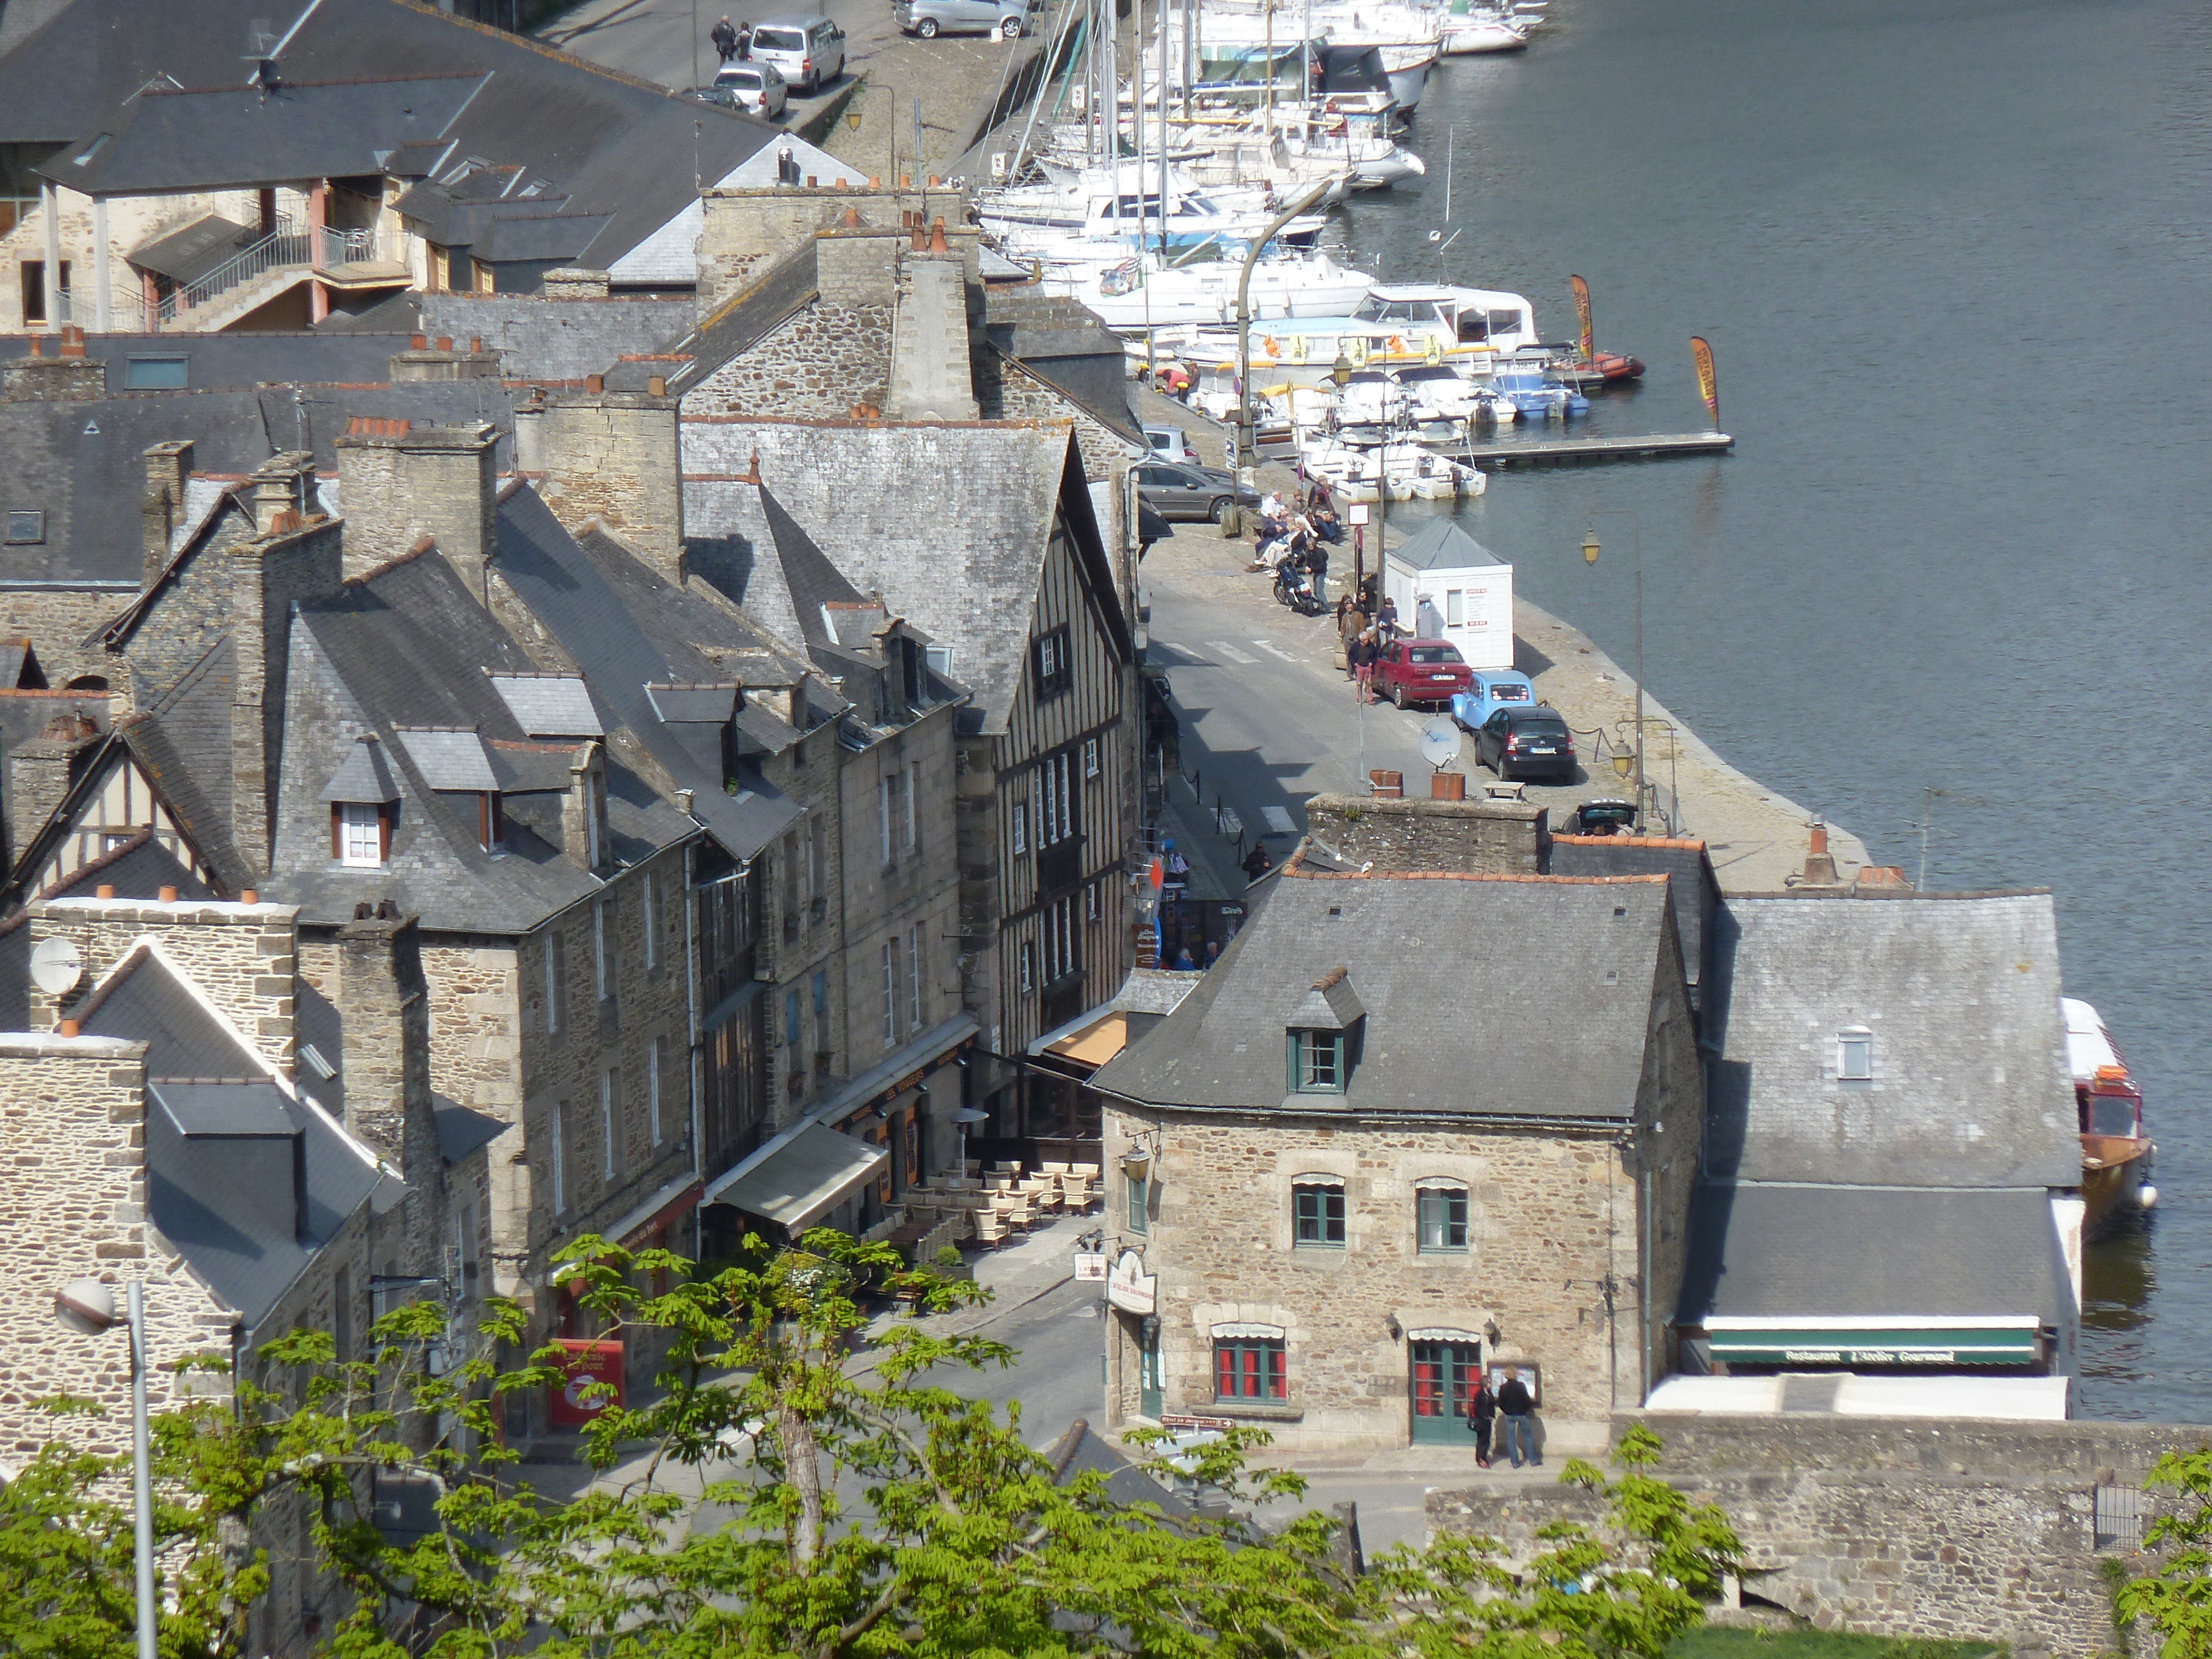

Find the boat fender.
[
  {"left": 1388, "top": 333, "right": 1407, "bottom": 354},
  {"left": 1425, "top": 336, "right": 1443, "bottom": 364},
  {"left": 1263, "top": 335, "right": 1280, "bottom": 357},
  {"left": 1290, "top": 335, "right": 1309, "bottom": 364},
  {"left": 2140, "top": 1183, "right": 2159, "bottom": 1209},
  {"left": 1345, "top": 336, "right": 1368, "bottom": 367}
]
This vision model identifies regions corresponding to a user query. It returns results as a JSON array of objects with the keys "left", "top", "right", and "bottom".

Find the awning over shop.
[
  {"left": 1703, "top": 1316, "right": 2042, "bottom": 1368},
  {"left": 605, "top": 1173, "right": 703, "bottom": 1249},
  {"left": 704, "top": 1124, "right": 886, "bottom": 1233}
]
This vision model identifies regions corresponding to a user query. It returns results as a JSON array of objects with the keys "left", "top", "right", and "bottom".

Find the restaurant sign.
[{"left": 1106, "top": 1249, "right": 1156, "bottom": 1314}]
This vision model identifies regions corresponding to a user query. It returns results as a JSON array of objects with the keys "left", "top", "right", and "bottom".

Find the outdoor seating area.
[{"left": 894, "top": 1160, "right": 1102, "bottom": 1252}]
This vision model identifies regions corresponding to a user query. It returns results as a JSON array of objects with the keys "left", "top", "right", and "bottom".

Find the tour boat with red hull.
[{"left": 2064, "top": 997, "right": 2157, "bottom": 1239}]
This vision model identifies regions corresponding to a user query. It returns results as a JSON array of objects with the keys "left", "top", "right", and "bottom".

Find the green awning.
[{"left": 1707, "top": 1326, "right": 2039, "bottom": 1367}]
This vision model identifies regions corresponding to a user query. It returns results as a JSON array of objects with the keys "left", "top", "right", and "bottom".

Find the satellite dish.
[
  {"left": 1418, "top": 717, "right": 1460, "bottom": 770},
  {"left": 30, "top": 936, "right": 83, "bottom": 996}
]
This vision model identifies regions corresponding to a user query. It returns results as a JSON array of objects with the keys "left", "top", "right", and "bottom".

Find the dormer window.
[
  {"left": 335, "top": 801, "right": 389, "bottom": 868},
  {"left": 1838, "top": 1026, "right": 1873, "bottom": 1082},
  {"left": 1033, "top": 626, "right": 1072, "bottom": 701},
  {"left": 476, "top": 791, "right": 505, "bottom": 854},
  {"left": 1285, "top": 966, "right": 1365, "bottom": 1095}
]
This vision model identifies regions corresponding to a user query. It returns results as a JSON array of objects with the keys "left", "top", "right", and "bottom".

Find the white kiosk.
[{"left": 1381, "top": 518, "right": 1515, "bottom": 671}]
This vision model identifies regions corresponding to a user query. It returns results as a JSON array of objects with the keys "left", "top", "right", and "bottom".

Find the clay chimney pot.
[
  {"left": 469, "top": 336, "right": 483, "bottom": 352},
  {"left": 647, "top": 374, "right": 666, "bottom": 397},
  {"left": 239, "top": 888, "right": 259, "bottom": 905},
  {"left": 95, "top": 884, "right": 115, "bottom": 900},
  {"left": 435, "top": 336, "right": 453, "bottom": 351},
  {"left": 586, "top": 373, "right": 604, "bottom": 393},
  {"left": 410, "top": 333, "right": 427, "bottom": 349},
  {"left": 158, "top": 885, "right": 179, "bottom": 903},
  {"left": 58, "top": 1019, "right": 80, "bottom": 1038},
  {"left": 929, "top": 217, "right": 949, "bottom": 254},
  {"left": 843, "top": 205, "right": 860, "bottom": 228}
]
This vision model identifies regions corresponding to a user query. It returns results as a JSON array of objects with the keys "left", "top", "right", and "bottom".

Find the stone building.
[
  {"left": 1667, "top": 888, "right": 2085, "bottom": 1414},
  {"left": 686, "top": 417, "right": 1139, "bottom": 1104},
  {"left": 0, "top": 0, "right": 840, "bottom": 334},
  {"left": 0, "top": 883, "right": 497, "bottom": 1658},
  {"left": 1085, "top": 842, "right": 1704, "bottom": 1453}
]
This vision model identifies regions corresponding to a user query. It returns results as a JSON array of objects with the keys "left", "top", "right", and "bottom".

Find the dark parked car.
[
  {"left": 1473, "top": 705, "right": 1577, "bottom": 781},
  {"left": 1564, "top": 797, "right": 1637, "bottom": 834},
  {"left": 1372, "top": 638, "right": 1472, "bottom": 710},
  {"left": 1135, "top": 461, "right": 1260, "bottom": 523}
]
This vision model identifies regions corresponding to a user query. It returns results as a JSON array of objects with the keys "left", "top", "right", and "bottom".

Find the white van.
[{"left": 748, "top": 15, "right": 843, "bottom": 94}]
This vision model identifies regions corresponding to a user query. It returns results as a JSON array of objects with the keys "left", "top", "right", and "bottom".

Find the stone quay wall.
[
  {"left": 1426, "top": 1413, "right": 2212, "bottom": 1657},
  {"left": 1303, "top": 793, "right": 1547, "bottom": 875}
]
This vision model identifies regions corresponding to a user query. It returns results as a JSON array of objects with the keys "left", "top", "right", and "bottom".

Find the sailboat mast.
[
  {"left": 1157, "top": 0, "right": 1170, "bottom": 260},
  {"left": 1263, "top": 0, "right": 1274, "bottom": 138}
]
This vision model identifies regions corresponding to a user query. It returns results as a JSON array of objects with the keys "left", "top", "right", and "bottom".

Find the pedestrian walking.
[
  {"left": 1375, "top": 593, "right": 1400, "bottom": 643},
  {"left": 1467, "top": 1374, "right": 1498, "bottom": 1467},
  {"left": 712, "top": 14, "right": 739, "bottom": 61},
  {"left": 1495, "top": 1365, "right": 1537, "bottom": 1467},
  {"left": 1241, "top": 842, "right": 1274, "bottom": 879},
  {"left": 1350, "top": 629, "right": 1378, "bottom": 703}
]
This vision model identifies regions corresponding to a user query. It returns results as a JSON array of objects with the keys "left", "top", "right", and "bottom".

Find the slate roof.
[
  {"left": 1090, "top": 860, "right": 1677, "bottom": 1121},
  {"left": 490, "top": 486, "right": 804, "bottom": 862},
  {"left": 273, "top": 545, "right": 687, "bottom": 930},
  {"left": 1547, "top": 836, "right": 1717, "bottom": 998},
  {"left": 1702, "top": 891, "right": 2080, "bottom": 1189},
  {"left": 45, "top": 831, "right": 211, "bottom": 902},
  {"left": 1676, "top": 1182, "right": 2067, "bottom": 1327},
  {"left": 683, "top": 421, "right": 1129, "bottom": 735},
  {"left": 1387, "top": 517, "right": 1504, "bottom": 571},
  {"left": 72, "top": 948, "right": 382, "bottom": 1331},
  {"left": 128, "top": 214, "right": 259, "bottom": 283},
  {"left": 664, "top": 240, "right": 822, "bottom": 398},
  {"left": 1044, "top": 1417, "right": 1198, "bottom": 1516},
  {"left": 118, "top": 639, "right": 250, "bottom": 890},
  {"left": 0, "top": 379, "right": 517, "bottom": 591},
  {"left": 0, "top": 0, "right": 779, "bottom": 273},
  {"left": 434, "top": 1097, "right": 507, "bottom": 1162},
  {"left": 44, "top": 75, "right": 488, "bottom": 195},
  {"left": 0, "top": 331, "right": 431, "bottom": 393},
  {"left": 489, "top": 673, "right": 603, "bottom": 737}
]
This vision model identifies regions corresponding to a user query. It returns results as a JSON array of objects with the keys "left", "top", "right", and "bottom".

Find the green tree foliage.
[
  {"left": 2118, "top": 1444, "right": 2212, "bottom": 1658},
  {"left": 0, "top": 1232, "right": 1744, "bottom": 1658}
]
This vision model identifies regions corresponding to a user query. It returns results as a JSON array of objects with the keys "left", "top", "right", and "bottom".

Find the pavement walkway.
[{"left": 1132, "top": 385, "right": 1873, "bottom": 893}]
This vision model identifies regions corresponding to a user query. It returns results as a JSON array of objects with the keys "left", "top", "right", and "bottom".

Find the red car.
[{"left": 1374, "top": 638, "right": 1473, "bottom": 709}]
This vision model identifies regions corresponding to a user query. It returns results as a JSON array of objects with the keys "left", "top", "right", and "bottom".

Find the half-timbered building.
[{"left": 682, "top": 418, "right": 1138, "bottom": 1104}]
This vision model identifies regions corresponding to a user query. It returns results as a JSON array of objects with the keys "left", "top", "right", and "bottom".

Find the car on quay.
[
  {"left": 1449, "top": 667, "right": 1535, "bottom": 733},
  {"left": 1135, "top": 460, "right": 1261, "bottom": 523},
  {"left": 1144, "top": 424, "right": 1201, "bottom": 463},
  {"left": 700, "top": 61, "right": 789, "bottom": 119},
  {"left": 746, "top": 15, "right": 844, "bottom": 93},
  {"left": 1563, "top": 798, "right": 1638, "bottom": 835},
  {"left": 895, "top": 0, "right": 1027, "bottom": 36},
  {"left": 1472, "top": 704, "right": 1577, "bottom": 781},
  {"left": 1374, "top": 638, "right": 1473, "bottom": 710}
]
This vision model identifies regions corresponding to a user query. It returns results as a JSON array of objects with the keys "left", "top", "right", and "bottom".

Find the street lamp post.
[
  {"left": 56, "top": 1277, "right": 158, "bottom": 1659},
  {"left": 1234, "top": 179, "right": 1333, "bottom": 486},
  {"left": 1579, "top": 512, "right": 1644, "bottom": 831}
]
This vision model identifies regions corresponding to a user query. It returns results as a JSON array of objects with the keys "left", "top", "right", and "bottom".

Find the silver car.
[
  {"left": 746, "top": 15, "right": 844, "bottom": 93},
  {"left": 705, "top": 61, "right": 788, "bottom": 119},
  {"left": 895, "top": 0, "right": 1026, "bottom": 39}
]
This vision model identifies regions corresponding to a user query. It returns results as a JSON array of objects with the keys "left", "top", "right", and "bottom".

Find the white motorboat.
[
  {"left": 1037, "top": 247, "right": 1375, "bottom": 332},
  {"left": 1301, "top": 433, "right": 1484, "bottom": 502},
  {"left": 1394, "top": 362, "right": 1518, "bottom": 429},
  {"left": 1184, "top": 281, "right": 1540, "bottom": 383},
  {"left": 978, "top": 164, "right": 1331, "bottom": 249},
  {"left": 1439, "top": 11, "right": 1527, "bottom": 53}
]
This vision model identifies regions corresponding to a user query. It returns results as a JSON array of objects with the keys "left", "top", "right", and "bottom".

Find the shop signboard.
[{"left": 549, "top": 1337, "right": 625, "bottom": 1426}]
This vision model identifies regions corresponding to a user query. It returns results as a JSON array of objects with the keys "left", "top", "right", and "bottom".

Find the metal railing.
[
  {"left": 152, "top": 221, "right": 399, "bottom": 328},
  {"left": 157, "top": 217, "right": 309, "bottom": 326}
]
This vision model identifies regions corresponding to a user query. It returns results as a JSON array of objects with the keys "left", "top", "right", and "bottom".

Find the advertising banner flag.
[
  {"left": 1570, "top": 274, "right": 1593, "bottom": 364},
  {"left": 1690, "top": 335, "right": 1719, "bottom": 426}
]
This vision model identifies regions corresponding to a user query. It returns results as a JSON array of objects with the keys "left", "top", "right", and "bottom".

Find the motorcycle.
[{"left": 1274, "top": 561, "right": 1327, "bottom": 616}]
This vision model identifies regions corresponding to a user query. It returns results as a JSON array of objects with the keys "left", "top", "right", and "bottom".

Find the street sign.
[
  {"left": 1347, "top": 502, "right": 1371, "bottom": 525},
  {"left": 1073, "top": 1251, "right": 1108, "bottom": 1282}
]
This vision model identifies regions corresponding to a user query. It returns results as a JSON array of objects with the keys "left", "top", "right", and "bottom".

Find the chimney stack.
[
  {"left": 249, "top": 450, "right": 317, "bottom": 537},
  {"left": 331, "top": 421, "right": 498, "bottom": 593},
  {"left": 140, "top": 440, "right": 194, "bottom": 589},
  {"left": 1798, "top": 819, "right": 1842, "bottom": 888},
  {"left": 336, "top": 911, "right": 434, "bottom": 1181}
]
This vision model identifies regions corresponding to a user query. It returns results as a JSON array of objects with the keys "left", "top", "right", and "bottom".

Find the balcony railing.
[{"left": 154, "top": 221, "right": 398, "bottom": 328}]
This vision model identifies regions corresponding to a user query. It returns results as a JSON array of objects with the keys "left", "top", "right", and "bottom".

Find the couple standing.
[{"left": 1467, "top": 1364, "right": 1537, "bottom": 1468}]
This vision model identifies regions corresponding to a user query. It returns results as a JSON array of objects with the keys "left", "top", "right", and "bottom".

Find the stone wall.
[
  {"left": 0, "top": 586, "right": 137, "bottom": 696},
  {"left": 0, "top": 1035, "right": 240, "bottom": 1468},
  {"left": 1303, "top": 792, "right": 1548, "bottom": 875},
  {"left": 415, "top": 293, "right": 695, "bottom": 382},
  {"left": 32, "top": 895, "right": 301, "bottom": 1072},
  {"left": 535, "top": 393, "right": 685, "bottom": 585},
  {"left": 684, "top": 301, "right": 893, "bottom": 420},
  {"left": 977, "top": 351, "right": 1136, "bottom": 483},
  {"left": 331, "top": 424, "right": 498, "bottom": 591},
  {"left": 1429, "top": 1414, "right": 2212, "bottom": 1657},
  {"left": 697, "top": 186, "right": 972, "bottom": 314}
]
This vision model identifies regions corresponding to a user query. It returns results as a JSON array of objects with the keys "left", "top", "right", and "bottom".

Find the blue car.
[{"left": 1451, "top": 669, "right": 1537, "bottom": 733}]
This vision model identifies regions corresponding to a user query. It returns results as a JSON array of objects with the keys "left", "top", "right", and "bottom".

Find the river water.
[{"left": 1331, "top": 0, "right": 2212, "bottom": 1419}]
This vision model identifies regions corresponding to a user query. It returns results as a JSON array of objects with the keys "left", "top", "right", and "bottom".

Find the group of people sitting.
[{"left": 1245, "top": 484, "right": 1343, "bottom": 577}]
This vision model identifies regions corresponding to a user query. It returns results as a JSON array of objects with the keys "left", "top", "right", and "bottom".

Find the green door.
[
  {"left": 1409, "top": 1340, "right": 1480, "bottom": 1445},
  {"left": 1139, "top": 1323, "right": 1165, "bottom": 1418}
]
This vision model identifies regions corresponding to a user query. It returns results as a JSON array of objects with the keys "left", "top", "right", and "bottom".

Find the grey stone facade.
[{"left": 1303, "top": 791, "right": 1548, "bottom": 875}]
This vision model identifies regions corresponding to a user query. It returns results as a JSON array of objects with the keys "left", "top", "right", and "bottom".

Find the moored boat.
[{"left": 2063, "top": 997, "right": 2157, "bottom": 1238}]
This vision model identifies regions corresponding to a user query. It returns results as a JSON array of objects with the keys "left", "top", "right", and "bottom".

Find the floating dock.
[{"left": 1461, "top": 431, "right": 1735, "bottom": 467}]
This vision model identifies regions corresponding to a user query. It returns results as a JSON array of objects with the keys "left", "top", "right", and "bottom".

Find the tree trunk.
[{"left": 779, "top": 1401, "right": 824, "bottom": 1566}]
